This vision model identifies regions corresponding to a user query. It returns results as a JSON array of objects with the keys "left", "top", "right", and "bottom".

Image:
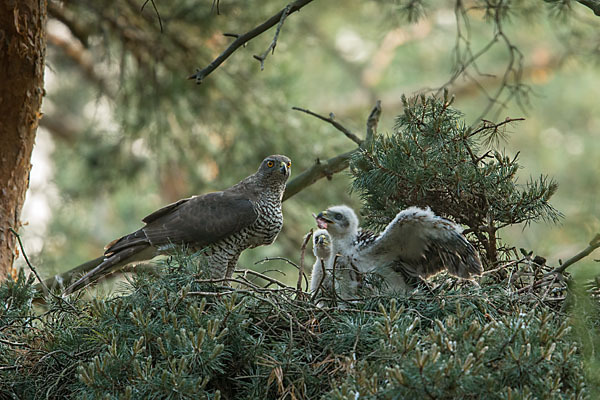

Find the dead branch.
[
  {"left": 291, "top": 107, "right": 362, "bottom": 145},
  {"left": 283, "top": 101, "right": 382, "bottom": 201},
  {"left": 189, "top": 0, "right": 315, "bottom": 83},
  {"left": 253, "top": 4, "right": 291, "bottom": 70},
  {"left": 554, "top": 233, "right": 600, "bottom": 274},
  {"left": 365, "top": 100, "right": 382, "bottom": 144},
  {"left": 298, "top": 230, "right": 313, "bottom": 293},
  {"left": 283, "top": 150, "right": 356, "bottom": 201},
  {"left": 234, "top": 268, "right": 289, "bottom": 288}
]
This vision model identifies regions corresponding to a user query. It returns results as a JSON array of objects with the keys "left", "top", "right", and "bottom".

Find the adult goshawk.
[
  {"left": 314, "top": 205, "right": 482, "bottom": 301},
  {"left": 64, "top": 155, "right": 291, "bottom": 294}
]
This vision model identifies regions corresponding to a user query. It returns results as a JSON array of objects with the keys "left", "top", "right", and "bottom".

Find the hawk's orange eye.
[
  {"left": 287, "top": 162, "right": 291, "bottom": 168},
  {"left": 267, "top": 161, "right": 274, "bottom": 168}
]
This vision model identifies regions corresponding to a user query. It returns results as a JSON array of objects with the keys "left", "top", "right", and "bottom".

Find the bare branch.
[
  {"left": 284, "top": 101, "right": 383, "bottom": 201},
  {"left": 189, "top": 0, "right": 315, "bottom": 83},
  {"left": 291, "top": 106, "right": 363, "bottom": 145},
  {"left": 283, "top": 150, "right": 356, "bottom": 201},
  {"left": 365, "top": 100, "right": 382, "bottom": 144},
  {"left": 211, "top": 0, "right": 221, "bottom": 15},
  {"left": 554, "top": 233, "right": 600, "bottom": 274},
  {"left": 9, "top": 228, "right": 47, "bottom": 292},
  {"left": 141, "top": 0, "right": 163, "bottom": 33},
  {"left": 253, "top": 4, "right": 291, "bottom": 70},
  {"left": 234, "top": 268, "right": 289, "bottom": 288},
  {"left": 468, "top": 117, "right": 526, "bottom": 139},
  {"left": 297, "top": 230, "right": 313, "bottom": 293}
]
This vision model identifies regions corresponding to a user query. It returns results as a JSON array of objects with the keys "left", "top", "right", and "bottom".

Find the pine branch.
[{"left": 188, "top": 0, "right": 316, "bottom": 83}]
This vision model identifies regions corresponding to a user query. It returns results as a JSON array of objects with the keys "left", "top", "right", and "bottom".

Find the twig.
[
  {"left": 141, "top": 0, "right": 163, "bottom": 33},
  {"left": 283, "top": 101, "right": 383, "bottom": 201},
  {"left": 189, "top": 0, "right": 315, "bottom": 83},
  {"left": 297, "top": 230, "right": 313, "bottom": 293},
  {"left": 554, "top": 233, "right": 600, "bottom": 274},
  {"left": 292, "top": 106, "right": 363, "bottom": 145},
  {"left": 283, "top": 150, "right": 356, "bottom": 201},
  {"left": 310, "top": 258, "right": 328, "bottom": 303},
  {"left": 9, "top": 228, "right": 49, "bottom": 293},
  {"left": 364, "top": 100, "right": 382, "bottom": 145},
  {"left": 211, "top": 0, "right": 220, "bottom": 15},
  {"left": 255, "top": 256, "right": 300, "bottom": 270},
  {"left": 515, "top": 233, "right": 600, "bottom": 294},
  {"left": 468, "top": 117, "right": 525, "bottom": 139},
  {"left": 234, "top": 269, "right": 289, "bottom": 288},
  {"left": 0, "top": 338, "right": 30, "bottom": 347},
  {"left": 253, "top": 5, "right": 291, "bottom": 70}
]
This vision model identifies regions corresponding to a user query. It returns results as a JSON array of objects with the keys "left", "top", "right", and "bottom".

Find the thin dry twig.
[
  {"left": 255, "top": 257, "right": 309, "bottom": 290},
  {"left": 292, "top": 106, "right": 363, "bottom": 145},
  {"left": 141, "top": 0, "right": 163, "bottom": 32},
  {"left": 365, "top": 100, "right": 382, "bottom": 144},
  {"left": 189, "top": 0, "right": 315, "bottom": 83},
  {"left": 310, "top": 258, "right": 328, "bottom": 303},
  {"left": 253, "top": 4, "right": 291, "bottom": 70},
  {"left": 297, "top": 230, "right": 313, "bottom": 293},
  {"left": 514, "top": 233, "right": 600, "bottom": 295},
  {"left": 554, "top": 233, "right": 600, "bottom": 274},
  {"left": 283, "top": 101, "right": 383, "bottom": 201},
  {"left": 234, "top": 269, "right": 289, "bottom": 288},
  {"left": 10, "top": 228, "right": 79, "bottom": 312}
]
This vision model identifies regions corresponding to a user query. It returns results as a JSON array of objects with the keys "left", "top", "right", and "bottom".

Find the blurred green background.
[{"left": 17, "top": 0, "right": 600, "bottom": 286}]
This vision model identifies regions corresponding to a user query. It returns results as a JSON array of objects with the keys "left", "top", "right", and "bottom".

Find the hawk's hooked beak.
[
  {"left": 280, "top": 161, "right": 289, "bottom": 175},
  {"left": 315, "top": 211, "right": 333, "bottom": 229}
]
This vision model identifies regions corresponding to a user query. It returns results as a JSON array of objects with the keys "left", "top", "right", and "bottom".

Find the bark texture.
[{"left": 0, "top": 0, "right": 47, "bottom": 281}]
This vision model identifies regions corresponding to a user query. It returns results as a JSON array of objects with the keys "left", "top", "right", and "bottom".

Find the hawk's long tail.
[{"left": 63, "top": 245, "right": 153, "bottom": 295}]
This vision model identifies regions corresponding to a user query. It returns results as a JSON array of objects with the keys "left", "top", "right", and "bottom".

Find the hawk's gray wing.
[
  {"left": 65, "top": 192, "right": 257, "bottom": 294},
  {"left": 106, "top": 191, "right": 258, "bottom": 255},
  {"left": 362, "top": 207, "right": 482, "bottom": 279}
]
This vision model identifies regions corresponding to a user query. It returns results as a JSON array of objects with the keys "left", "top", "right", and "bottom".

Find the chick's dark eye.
[
  {"left": 267, "top": 161, "right": 274, "bottom": 168},
  {"left": 334, "top": 214, "right": 343, "bottom": 220}
]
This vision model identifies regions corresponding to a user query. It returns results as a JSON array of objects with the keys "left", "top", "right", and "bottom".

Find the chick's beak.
[
  {"left": 316, "top": 235, "right": 329, "bottom": 246},
  {"left": 315, "top": 211, "right": 332, "bottom": 229}
]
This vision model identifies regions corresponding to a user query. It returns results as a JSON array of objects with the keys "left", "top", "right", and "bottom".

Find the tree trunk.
[{"left": 0, "top": 0, "right": 47, "bottom": 282}]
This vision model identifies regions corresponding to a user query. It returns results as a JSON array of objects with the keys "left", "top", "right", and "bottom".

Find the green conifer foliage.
[
  {"left": 350, "top": 93, "right": 562, "bottom": 266},
  {"left": 0, "top": 254, "right": 592, "bottom": 399}
]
